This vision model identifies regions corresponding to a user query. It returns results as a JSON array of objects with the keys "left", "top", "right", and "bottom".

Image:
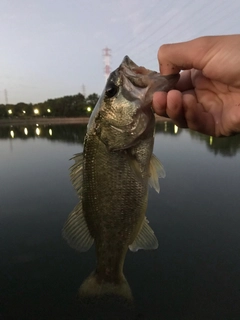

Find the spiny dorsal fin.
[
  {"left": 148, "top": 154, "right": 166, "bottom": 193},
  {"left": 62, "top": 202, "right": 94, "bottom": 252},
  {"left": 129, "top": 217, "right": 158, "bottom": 252},
  {"left": 69, "top": 153, "right": 83, "bottom": 197}
]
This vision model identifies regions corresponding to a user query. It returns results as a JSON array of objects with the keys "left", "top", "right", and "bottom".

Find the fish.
[{"left": 62, "top": 56, "right": 179, "bottom": 301}]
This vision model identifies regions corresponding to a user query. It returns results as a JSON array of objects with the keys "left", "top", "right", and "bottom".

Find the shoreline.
[
  {"left": 0, "top": 117, "right": 90, "bottom": 126},
  {"left": 0, "top": 115, "right": 170, "bottom": 127}
]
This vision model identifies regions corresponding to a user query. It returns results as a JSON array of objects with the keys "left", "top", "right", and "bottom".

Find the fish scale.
[
  {"left": 62, "top": 55, "right": 179, "bottom": 300},
  {"left": 83, "top": 136, "right": 147, "bottom": 246}
]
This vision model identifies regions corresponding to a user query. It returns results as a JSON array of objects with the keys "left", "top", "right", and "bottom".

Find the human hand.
[{"left": 153, "top": 35, "right": 240, "bottom": 136}]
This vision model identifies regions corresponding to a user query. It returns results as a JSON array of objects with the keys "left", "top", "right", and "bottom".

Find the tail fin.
[{"left": 79, "top": 271, "right": 133, "bottom": 302}]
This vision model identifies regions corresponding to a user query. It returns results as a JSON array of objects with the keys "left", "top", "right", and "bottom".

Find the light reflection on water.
[{"left": 1, "top": 122, "right": 240, "bottom": 320}]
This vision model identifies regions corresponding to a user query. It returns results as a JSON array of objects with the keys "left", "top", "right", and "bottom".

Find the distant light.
[
  {"left": 47, "top": 109, "right": 51, "bottom": 113},
  {"left": 174, "top": 125, "right": 178, "bottom": 134},
  {"left": 164, "top": 121, "right": 167, "bottom": 132},
  {"left": 49, "top": 129, "right": 52, "bottom": 136},
  {"left": 10, "top": 130, "right": 14, "bottom": 138},
  {"left": 209, "top": 136, "right": 213, "bottom": 145},
  {"left": 36, "top": 124, "right": 39, "bottom": 127},
  {"left": 23, "top": 110, "right": 26, "bottom": 114},
  {"left": 8, "top": 109, "right": 12, "bottom": 114},
  {"left": 36, "top": 128, "right": 40, "bottom": 136},
  {"left": 87, "top": 106, "right": 92, "bottom": 112},
  {"left": 24, "top": 128, "right": 28, "bottom": 135},
  {"left": 34, "top": 108, "right": 39, "bottom": 115}
]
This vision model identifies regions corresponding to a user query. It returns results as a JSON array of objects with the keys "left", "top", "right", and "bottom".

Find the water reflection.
[
  {"left": 0, "top": 123, "right": 87, "bottom": 144},
  {"left": 1, "top": 122, "right": 240, "bottom": 319},
  {"left": 78, "top": 296, "right": 137, "bottom": 320},
  {"left": 1, "top": 121, "right": 240, "bottom": 157},
  {"left": 189, "top": 130, "right": 240, "bottom": 156},
  {"left": 155, "top": 120, "right": 182, "bottom": 136}
]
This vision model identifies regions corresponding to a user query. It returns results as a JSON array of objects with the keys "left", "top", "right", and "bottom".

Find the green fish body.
[{"left": 63, "top": 56, "right": 179, "bottom": 300}]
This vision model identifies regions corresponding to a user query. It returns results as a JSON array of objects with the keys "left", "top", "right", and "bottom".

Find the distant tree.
[
  {"left": 0, "top": 92, "right": 100, "bottom": 119},
  {"left": 15, "top": 102, "right": 32, "bottom": 116},
  {"left": 0, "top": 104, "right": 7, "bottom": 118},
  {"left": 85, "top": 93, "right": 99, "bottom": 107}
]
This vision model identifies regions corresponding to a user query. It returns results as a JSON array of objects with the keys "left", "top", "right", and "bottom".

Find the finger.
[
  {"left": 166, "top": 90, "right": 188, "bottom": 128},
  {"left": 224, "top": 103, "right": 240, "bottom": 135},
  {"left": 153, "top": 71, "right": 195, "bottom": 115},
  {"left": 182, "top": 93, "right": 216, "bottom": 136},
  {"left": 158, "top": 36, "right": 217, "bottom": 75},
  {"left": 152, "top": 91, "right": 167, "bottom": 116}
]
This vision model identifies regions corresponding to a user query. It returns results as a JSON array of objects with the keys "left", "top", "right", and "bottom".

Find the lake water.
[{"left": 1, "top": 122, "right": 240, "bottom": 320}]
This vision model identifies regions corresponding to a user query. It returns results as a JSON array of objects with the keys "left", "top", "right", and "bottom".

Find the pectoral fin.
[
  {"left": 148, "top": 154, "right": 166, "bottom": 193},
  {"left": 126, "top": 153, "right": 143, "bottom": 181},
  {"left": 129, "top": 218, "right": 158, "bottom": 252},
  {"left": 62, "top": 202, "right": 94, "bottom": 252},
  {"left": 70, "top": 153, "right": 83, "bottom": 197}
]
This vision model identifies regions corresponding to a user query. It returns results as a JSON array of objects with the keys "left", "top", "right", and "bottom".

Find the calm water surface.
[{"left": 1, "top": 122, "right": 240, "bottom": 320}]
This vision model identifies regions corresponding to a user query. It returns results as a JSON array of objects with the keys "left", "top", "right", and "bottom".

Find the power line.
[
  {"left": 115, "top": 0, "right": 192, "bottom": 58},
  {"left": 112, "top": 0, "right": 239, "bottom": 70},
  {"left": 113, "top": 0, "right": 180, "bottom": 55},
  {"left": 112, "top": 1, "right": 164, "bottom": 54},
  {"left": 192, "top": 2, "right": 240, "bottom": 36},
  {"left": 132, "top": 0, "right": 237, "bottom": 65},
  {"left": 140, "top": 1, "right": 240, "bottom": 68},
  {"left": 128, "top": 0, "right": 218, "bottom": 57},
  {"left": 133, "top": 0, "right": 229, "bottom": 61}
]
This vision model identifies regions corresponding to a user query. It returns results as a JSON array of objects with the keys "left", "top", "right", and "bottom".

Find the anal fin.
[
  {"left": 129, "top": 217, "right": 158, "bottom": 252},
  {"left": 148, "top": 153, "right": 166, "bottom": 193}
]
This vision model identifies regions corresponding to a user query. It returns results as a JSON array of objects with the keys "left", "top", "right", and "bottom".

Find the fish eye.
[{"left": 105, "top": 83, "right": 118, "bottom": 98}]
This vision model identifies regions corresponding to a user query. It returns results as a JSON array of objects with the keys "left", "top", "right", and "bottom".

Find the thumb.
[{"left": 158, "top": 36, "right": 217, "bottom": 75}]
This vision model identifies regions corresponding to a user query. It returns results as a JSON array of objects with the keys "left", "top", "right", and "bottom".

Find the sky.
[{"left": 0, "top": 0, "right": 240, "bottom": 104}]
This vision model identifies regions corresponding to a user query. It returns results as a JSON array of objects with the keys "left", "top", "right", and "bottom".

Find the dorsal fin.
[{"left": 69, "top": 153, "right": 83, "bottom": 197}]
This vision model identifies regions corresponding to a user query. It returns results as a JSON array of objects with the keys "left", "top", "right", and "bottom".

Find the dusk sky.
[{"left": 1, "top": 0, "right": 240, "bottom": 104}]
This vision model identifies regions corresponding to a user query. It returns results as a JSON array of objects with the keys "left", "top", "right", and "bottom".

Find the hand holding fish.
[{"left": 153, "top": 35, "right": 240, "bottom": 137}]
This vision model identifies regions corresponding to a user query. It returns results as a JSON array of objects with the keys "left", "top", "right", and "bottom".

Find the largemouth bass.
[{"left": 63, "top": 56, "right": 179, "bottom": 300}]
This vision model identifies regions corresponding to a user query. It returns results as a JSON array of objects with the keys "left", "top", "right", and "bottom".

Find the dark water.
[{"left": 1, "top": 122, "right": 240, "bottom": 320}]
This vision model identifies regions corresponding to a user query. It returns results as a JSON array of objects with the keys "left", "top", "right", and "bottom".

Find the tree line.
[{"left": 0, "top": 93, "right": 99, "bottom": 118}]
